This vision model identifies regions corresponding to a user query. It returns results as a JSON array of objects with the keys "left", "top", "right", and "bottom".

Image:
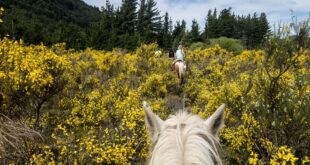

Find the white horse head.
[{"left": 143, "top": 101, "right": 225, "bottom": 165}]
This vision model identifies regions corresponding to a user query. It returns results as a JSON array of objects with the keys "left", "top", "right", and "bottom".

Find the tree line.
[
  {"left": 0, "top": 0, "right": 269, "bottom": 50},
  {"left": 204, "top": 8, "right": 269, "bottom": 49}
]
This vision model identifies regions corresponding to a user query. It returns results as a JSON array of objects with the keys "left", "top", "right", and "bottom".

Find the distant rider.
[
  {"left": 173, "top": 45, "right": 186, "bottom": 67},
  {"left": 175, "top": 45, "right": 185, "bottom": 61}
]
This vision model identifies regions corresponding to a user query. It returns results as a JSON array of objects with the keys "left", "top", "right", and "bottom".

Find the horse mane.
[{"left": 147, "top": 110, "right": 223, "bottom": 165}]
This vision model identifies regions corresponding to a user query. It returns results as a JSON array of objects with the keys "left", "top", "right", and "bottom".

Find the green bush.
[
  {"left": 209, "top": 37, "right": 243, "bottom": 55},
  {"left": 189, "top": 42, "right": 206, "bottom": 51}
]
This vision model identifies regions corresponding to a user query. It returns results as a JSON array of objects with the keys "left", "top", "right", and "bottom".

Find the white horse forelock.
[{"left": 148, "top": 111, "right": 223, "bottom": 165}]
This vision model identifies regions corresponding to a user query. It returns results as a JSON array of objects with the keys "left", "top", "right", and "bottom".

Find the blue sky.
[{"left": 84, "top": 0, "right": 309, "bottom": 30}]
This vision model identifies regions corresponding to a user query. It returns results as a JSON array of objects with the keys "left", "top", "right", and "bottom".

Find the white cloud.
[{"left": 83, "top": 0, "right": 310, "bottom": 30}]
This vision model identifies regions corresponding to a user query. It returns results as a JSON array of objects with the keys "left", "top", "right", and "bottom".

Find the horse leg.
[
  {"left": 178, "top": 72, "right": 183, "bottom": 85},
  {"left": 175, "top": 65, "right": 180, "bottom": 78},
  {"left": 181, "top": 74, "right": 185, "bottom": 85},
  {"left": 179, "top": 73, "right": 184, "bottom": 85}
]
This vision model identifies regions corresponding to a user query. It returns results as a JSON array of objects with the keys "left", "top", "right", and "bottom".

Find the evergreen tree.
[
  {"left": 203, "top": 8, "right": 269, "bottom": 49},
  {"left": 181, "top": 20, "right": 186, "bottom": 32},
  {"left": 0, "top": 0, "right": 100, "bottom": 49},
  {"left": 258, "top": 13, "right": 269, "bottom": 45},
  {"left": 161, "top": 12, "right": 172, "bottom": 49},
  {"left": 120, "top": 0, "right": 137, "bottom": 34},
  {"left": 0, "top": 0, "right": 270, "bottom": 50},
  {"left": 117, "top": 0, "right": 138, "bottom": 49},
  {"left": 204, "top": 9, "right": 212, "bottom": 39},
  {"left": 218, "top": 8, "right": 234, "bottom": 38},
  {"left": 244, "top": 14, "right": 254, "bottom": 49},
  {"left": 89, "top": 0, "right": 116, "bottom": 50},
  {"left": 172, "top": 21, "right": 182, "bottom": 48},
  {"left": 234, "top": 15, "right": 245, "bottom": 39},
  {"left": 137, "top": 0, "right": 146, "bottom": 38},
  {"left": 190, "top": 19, "right": 201, "bottom": 42},
  {"left": 207, "top": 8, "right": 219, "bottom": 38},
  {"left": 144, "top": 0, "right": 162, "bottom": 42},
  {"left": 252, "top": 13, "right": 261, "bottom": 47},
  {"left": 136, "top": 0, "right": 147, "bottom": 45},
  {"left": 172, "top": 20, "right": 188, "bottom": 47}
]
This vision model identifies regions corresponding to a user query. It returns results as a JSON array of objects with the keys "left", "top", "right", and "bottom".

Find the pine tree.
[
  {"left": 244, "top": 14, "right": 253, "bottom": 49},
  {"left": 89, "top": 0, "right": 116, "bottom": 50},
  {"left": 234, "top": 15, "right": 245, "bottom": 39},
  {"left": 252, "top": 12, "right": 261, "bottom": 47},
  {"left": 137, "top": 0, "right": 146, "bottom": 34},
  {"left": 137, "top": 0, "right": 147, "bottom": 44},
  {"left": 190, "top": 19, "right": 201, "bottom": 42},
  {"left": 258, "top": 13, "right": 269, "bottom": 45},
  {"left": 218, "top": 8, "right": 234, "bottom": 38},
  {"left": 174, "top": 20, "right": 188, "bottom": 47},
  {"left": 172, "top": 21, "right": 182, "bottom": 48},
  {"left": 204, "top": 9, "right": 212, "bottom": 39},
  {"left": 120, "top": 0, "right": 138, "bottom": 34},
  {"left": 162, "top": 12, "right": 172, "bottom": 49},
  {"left": 181, "top": 20, "right": 186, "bottom": 32},
  {"left": 118, "top": 0, "right": 139, "bottom": 49},
  {"left": 207, "top": 8, "right": 219, "bottom": 38},
  {"left": 144, "top": 0, "right": 162, "bottom": 42}
]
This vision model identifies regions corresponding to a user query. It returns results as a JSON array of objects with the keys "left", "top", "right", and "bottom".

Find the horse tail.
[
  {"left": 178, "top": 62, "right": 184, "bottom": 85},
  {"left": 178, "top": 63, "right": 183, "bottom": 78}
]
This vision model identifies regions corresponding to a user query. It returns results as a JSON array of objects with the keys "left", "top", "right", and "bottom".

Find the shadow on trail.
[{"left": 166, "top": 75, "right": 189, "bottom": 112}]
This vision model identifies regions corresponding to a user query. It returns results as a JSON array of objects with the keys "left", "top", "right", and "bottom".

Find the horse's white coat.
[
  {"left": 174, "top": 61, "right": 185, "bottom": 84},
  {"left": 144, "top": 102, "right": 225, "bottom": 165}
]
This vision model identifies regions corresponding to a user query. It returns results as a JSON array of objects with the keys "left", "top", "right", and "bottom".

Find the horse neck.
[{"left": 149, "top": 112, "right": 222, "bottom": 165}]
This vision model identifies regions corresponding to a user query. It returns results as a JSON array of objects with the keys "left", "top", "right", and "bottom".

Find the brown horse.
[{"left": 174, "top": 61, "right": 186, "bottom": 85}]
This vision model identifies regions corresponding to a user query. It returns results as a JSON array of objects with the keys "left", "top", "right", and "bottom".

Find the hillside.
[
  {"left": 0, "top": 32, "right": 309, "bottom": 163},
  {"left": 0, "top": 0, "right": 100, "bottom": 48},
  {"left": 0, "top": 1, "right": 309, "bottom": 164},
  {"left": 0, "top": 1, "right": 270, "bottom": 51}
]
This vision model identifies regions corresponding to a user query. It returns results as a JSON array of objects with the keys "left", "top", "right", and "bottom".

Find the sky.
[{"left": 83, "top": 0, "right": 310, "bottom": 30}]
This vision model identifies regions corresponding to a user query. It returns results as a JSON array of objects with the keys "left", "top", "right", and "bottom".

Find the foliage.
[
  {"left": 0, "top": 22, "right": 309, "bottom": 164},
  {"left": 0, "top": 41, "right": 178, "bottom": 164},
  {"left": 204, "top": 8, "right": 269, "bottom": 49},
  {"left": 189, "top": 42, "right": 206, "bottom": 51},
  {"left": 189, "top": 19, "right": 202, "bottom": 43},
  {"left": 0, "top": 38, "right": 69, "bottom": 124},
  {"left": 0, "top": 0, "right": 269, "bottom": 51},
  {"left": 0, "top": 7, "right": 3, "bottom": 23},
  {"left": 185, "top": 24, "right": 309, "bottom": 163},
  {"left": 161, "top": 12, "right": 173, "bottom": 50},
  {"left": 172, "top": 20, "right": 187, "bottom": 48},
  {"left": 209, "top": 37, "right": 243, "bottom": 55},
  {"left": 0, "top": 0, "right": 100, "bottom": 49}
]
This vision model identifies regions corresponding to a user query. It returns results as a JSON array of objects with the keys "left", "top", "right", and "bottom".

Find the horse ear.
[
  {"left": 143, "top": 101, "right": 163, "bottom": 143},
  {"left": 204, "top": 104, "right": 225, "bottom": 136}
]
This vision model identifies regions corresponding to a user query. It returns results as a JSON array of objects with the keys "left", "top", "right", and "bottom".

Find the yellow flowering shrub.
[
  {"left": 0, "top": 38, "right": 70, "bottom": 124},
  {"left": 25, "top": 43, "right": 178, "bottom": 164},
  {"left": 185, "top": 43, "right": 309, "bottom": 163},
  {"left": 270, "top": 146, "right": 298, "bottom": 164},
  {"left": 0, "top": 7, "right": 3, "bottom": 23},
  {"left": 0, "top": 36, "right": 308, "bottom": 164}
]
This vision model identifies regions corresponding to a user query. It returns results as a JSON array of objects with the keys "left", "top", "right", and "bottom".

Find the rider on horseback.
[
  {"left": 173, "top": 44, "right": 186, "bottom": 68},
  {"left": 172, "top": 45, "right": 187, "bottom": 85},
  {"left": 176, "top": 45, "right": 185, "bottom": 61}
]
